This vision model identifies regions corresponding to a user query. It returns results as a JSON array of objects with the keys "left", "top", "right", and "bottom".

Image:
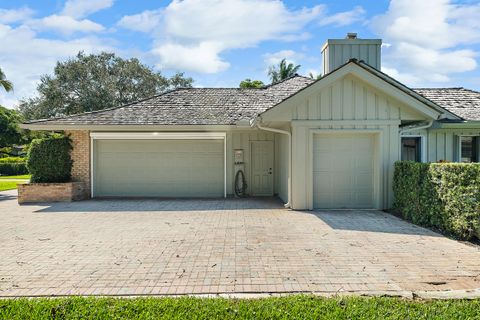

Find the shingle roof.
[
  {"left": 413, "top": 88, "right": 480, "bottom": 121},
  {"left": 23, "top": 72, "right": 480, "bottom": 126},
  {"left": 25, "top": 75, "right": 314, "bottom": 126}
]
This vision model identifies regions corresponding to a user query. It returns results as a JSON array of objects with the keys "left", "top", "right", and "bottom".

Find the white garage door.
[
  {"left": 313, "top": 134, "right": 374, "bottom": 209},
  {"left": 93, "top": 139, "right": 224, "bottom": 197}
]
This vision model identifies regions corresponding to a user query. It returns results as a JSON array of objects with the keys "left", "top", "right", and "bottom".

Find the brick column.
[{"left": 66, "top": 130, "right": 91, "bottom": 198}]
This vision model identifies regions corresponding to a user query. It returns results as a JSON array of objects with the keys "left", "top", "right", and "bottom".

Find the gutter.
[
  {"left": 399, "top": 120, "right": 433, "bottom": 134},
  {"left": 251, "top": 117, "right": 292, "bottom": 209}
]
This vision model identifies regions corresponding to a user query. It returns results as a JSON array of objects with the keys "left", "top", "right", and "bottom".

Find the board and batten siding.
[
  {"left": 264, "top": 75, "right": 431, "bottom": 210},
  {"left": 226, "top": 130, "right": 275, "bottom": 196},
  {"left": 403, "top": 128, "right": 480, "bottom": 162}
]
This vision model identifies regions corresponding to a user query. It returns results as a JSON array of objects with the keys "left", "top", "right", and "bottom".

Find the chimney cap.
[{"left": 346, "top": 33, "right": 357, "bottom": 39}]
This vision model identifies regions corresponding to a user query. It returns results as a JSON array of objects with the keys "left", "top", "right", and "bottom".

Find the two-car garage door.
[{"left": 93, "top": 139, "right": 224, "bottom": 198}]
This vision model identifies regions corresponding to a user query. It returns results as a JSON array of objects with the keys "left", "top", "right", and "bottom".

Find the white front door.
[
  {"left": 313, "top": 133, "right": 375, "bottom": 208},
  {"left": 251, "top": 141, "right": 274, "bottom": 196}
]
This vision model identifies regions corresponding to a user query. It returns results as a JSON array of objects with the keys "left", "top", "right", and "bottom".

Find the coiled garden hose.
[{"left": 234, "top": 169, "right": 247, "bottom": 197}]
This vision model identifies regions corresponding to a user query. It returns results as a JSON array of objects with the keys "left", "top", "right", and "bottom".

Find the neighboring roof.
[
  {"left": 413, "top": 88, "right": 480, "bottom": 121},
  {"left": 24, "top": 75, "right": 314, "bottom": 126}
]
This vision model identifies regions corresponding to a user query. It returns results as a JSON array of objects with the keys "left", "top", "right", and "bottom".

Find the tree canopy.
[
  {"left": 0, "top": 67, "right": 13, "bottom": 92},
  {"left": 0, "top": 106, "right": 24, "bottom": 147},
  {"left": 239, "top": 79, "right": 265, "bottom": 88},
  {"left": 267, "top": 59, "right": 301, "bottom": 84},
  {"left": 18, "top": 52, "right": 193, "bottom": 120}
]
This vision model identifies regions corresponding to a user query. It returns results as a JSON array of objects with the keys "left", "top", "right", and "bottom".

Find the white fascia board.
[
  {"left": 20, "top": 124, "right": 245, "bottom": 131},
  {"left": 90, "top": 132, "right": 227, "bottom": 140}
]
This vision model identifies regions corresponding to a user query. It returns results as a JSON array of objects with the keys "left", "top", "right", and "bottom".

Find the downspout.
[{"left": 253, "top": 117, "right": 292, "bottom": 208}]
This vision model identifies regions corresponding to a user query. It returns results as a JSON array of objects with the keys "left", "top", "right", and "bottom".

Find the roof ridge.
[
  {"left": 261, "top": 74, "right": 311, "bottom": 89},
  {"left": 413, "top": 87, "right": 465, "bottom": 90},
  {"left": 24, "top": 87, "right": 187, "bottom": 124}
]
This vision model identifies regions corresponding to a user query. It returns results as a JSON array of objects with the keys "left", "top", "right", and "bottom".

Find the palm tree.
[
  {"left": 268, "top": 58, "right": 301, "bottom": 83},
  {"left": 308, "top": 72, "right": 322, "bottom": 80},
  {"left": 0, "top": 68, "right": 13, "bottom": 92}
]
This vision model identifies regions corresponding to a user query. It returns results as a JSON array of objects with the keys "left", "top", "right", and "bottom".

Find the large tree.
[
  {"left": 18, "top": 52, "right": 193, "bottom": 120},
  {"left": 267, "top": 58, "right": 301, "bottom": 84},
  {"left": 0, "top": 67, "right": 13, "bottom": 92},
  {"left": 0, "top": 106, "right": 23, "bottom": 147}
]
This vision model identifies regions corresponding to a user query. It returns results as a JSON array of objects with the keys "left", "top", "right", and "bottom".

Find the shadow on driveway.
[
  {"left": 306, "top": 209, "right": 441, "bottom": 237},
  {"left": 29, "top": 197, "right": 285, "bottom": 213},
  {"left": 0, "top": 190, "right": 17, "bottom": 202}
]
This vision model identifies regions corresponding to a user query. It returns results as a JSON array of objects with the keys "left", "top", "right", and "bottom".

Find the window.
[
  {"left": 460, "top": 136, "right": 479, "bottom": 163},
  {"left": 401, "top": 137, "right": 422, "bottom": 162}
]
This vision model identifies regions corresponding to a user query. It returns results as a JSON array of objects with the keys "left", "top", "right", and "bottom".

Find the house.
[{"left": 22, "top": 34, "right": 480, "bottom": 210}]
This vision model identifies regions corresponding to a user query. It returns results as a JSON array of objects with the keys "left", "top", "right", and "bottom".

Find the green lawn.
[
  {"left": 0, "top": 181, "right": 22, "bottom": 191},
  {"left": 0, "top": 174, "right": 30, "bottom": 179},
  {"left": 1, "top": 296, "right": 479, "bottom": 320}
]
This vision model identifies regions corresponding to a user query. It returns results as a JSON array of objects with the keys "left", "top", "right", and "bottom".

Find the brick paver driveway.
[{"left": 1, "top": 190, "right": 479, "bottom": 297}]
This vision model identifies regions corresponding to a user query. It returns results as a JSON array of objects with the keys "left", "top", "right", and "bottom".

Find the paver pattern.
[{"left": 1, "top": 190, "right": 479, "bottom": 297}]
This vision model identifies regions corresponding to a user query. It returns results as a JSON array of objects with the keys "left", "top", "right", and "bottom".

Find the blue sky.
[{"left": 1, "top": 0, "right": 480, "bottom": 108}]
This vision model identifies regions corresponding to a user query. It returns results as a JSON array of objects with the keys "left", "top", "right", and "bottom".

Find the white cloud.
[
  {"left": 32, "top": 15, "right": 104, "bottom": 35},
  {"left": 263, "top": 50, "right": 304, "bottom": 66},
  {"left": 62, "top": 0, "right": 114, "bottom": 19},
  {"left": 154, "top": 42, "right": 229, "bottom": 73},
  {"left": 118, "top": 0, "right": 328, "bottom": 73},
  {"left": 372, "top": 0, "right": 480, "bottom": 85},
  {"left": 319, "top": 6, "right": 365, "bottom": 27},
  {"left": 0, "top": 7, "right": 34, "bottom": 24},
  {"left": 117, "top": 9, "right": 163, "bottom": 33},
  {"left": 0, "top": 24, "right": 112, "bottom": 107}
]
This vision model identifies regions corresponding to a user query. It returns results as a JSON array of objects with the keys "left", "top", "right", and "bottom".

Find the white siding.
[
  {"left": 403, "top": 128, "right": 480, "bottom": 162},
  {"left": 226, "top": 130, "right": 274, "bottom": 196},
  {"left": 282, "top": 75, "right": 425, "bottom": 209},
  {"left": 275, "top": 133, "right": 289, "bottom": 202}
]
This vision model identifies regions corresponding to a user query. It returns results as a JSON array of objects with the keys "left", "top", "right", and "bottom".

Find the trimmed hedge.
[
  {"left": 27, "top": 135, "right": 73, "bottom": 183},
  {"left": 0, "top": 157, "right": 28, "bottom": 175},
  {"left": 393, "top": 161, "right": 480, "bottom": 240},
  {"left": 0, "top": 157, "right": 26, "bottom": 163}
]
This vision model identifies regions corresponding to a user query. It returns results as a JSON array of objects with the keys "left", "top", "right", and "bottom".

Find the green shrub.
[
  {"left": 0, "top": 163, "right": 28, "bottom": 175},
  {"left": 393, "top": 161, "right": 480, "bottom": 240},
  {"left": 0, "top": 157, "right": 28, "bottom": 175},
  {"left": 0, "top": 156, "right": 26, "bottom": 164},
  {"left": 27, "top": 135, "right": 72, "bottom": 183}
]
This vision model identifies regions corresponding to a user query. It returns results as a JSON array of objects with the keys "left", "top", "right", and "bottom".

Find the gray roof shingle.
[
  {"left": 413, "top": 88, "right": 480, "bottom": 121},
  {"left": 25, "top": 75, "right": 314, "bottom": 126},
  {"left": 24, "top": 74, "right": 480, "bottom": 126}
]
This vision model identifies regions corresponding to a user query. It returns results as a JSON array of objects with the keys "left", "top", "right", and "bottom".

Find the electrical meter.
[{"left": 234, "top": 149, "right": 244, "bottom": 164}]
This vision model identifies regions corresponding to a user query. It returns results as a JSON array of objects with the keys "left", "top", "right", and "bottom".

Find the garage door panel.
[
  {"left": 313, "top": 134, "right": 374, "bottom": 209},
  {"left": 94, "top": 139, "right": 224, "bottom": 197}
]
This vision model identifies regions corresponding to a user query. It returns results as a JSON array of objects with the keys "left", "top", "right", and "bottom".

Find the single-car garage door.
[
  {"left": 93, "top": 139, "right": 224, "bottom": 197},
  {"left": 313, "top": 133, "right": 375, "bottom": 209}
]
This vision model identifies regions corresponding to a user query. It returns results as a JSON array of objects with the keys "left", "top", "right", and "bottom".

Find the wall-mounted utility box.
[{"left": 234, "top": 149, "right": 244, "bottom": 164}]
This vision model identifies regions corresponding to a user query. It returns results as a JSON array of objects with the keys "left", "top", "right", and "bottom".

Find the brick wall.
[
  {"left": 65, "top": 130, "right": 91, "bottom": 198},
  {"left": 18, "top": 182, "right": 87, "bottom": 204}
]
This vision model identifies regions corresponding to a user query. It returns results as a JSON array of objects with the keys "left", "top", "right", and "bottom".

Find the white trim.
[
  {"left": 90, "top": 136, "right": 94, "bottom": 198},
  {"left": 90, "top": 132, "right": 226, "bottom": 140},
  {"left": 400, "top": 135, "right": 426, "bottom": 163},
  {"left": 308, "top": 129, "right": 384, "bottom": 210},
  {"left": 90, "top": 131, "right": 227, "bottom": 198},
  {"left": 292, "top": 120, "right": 401, "bottom": 126}
]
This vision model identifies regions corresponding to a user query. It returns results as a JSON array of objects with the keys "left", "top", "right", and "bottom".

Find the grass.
[
  {"left": 0, "top": 296, "right": 479, "bottom": 320},
  {"left": 0, "top": 175, "right": 30, "bottom": 191},
  {"left": 0, "top": 174, "right": 30, "bottom": 179},
  {"left": 0, "top": 181, "right": 22, "bottom": 191}
]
